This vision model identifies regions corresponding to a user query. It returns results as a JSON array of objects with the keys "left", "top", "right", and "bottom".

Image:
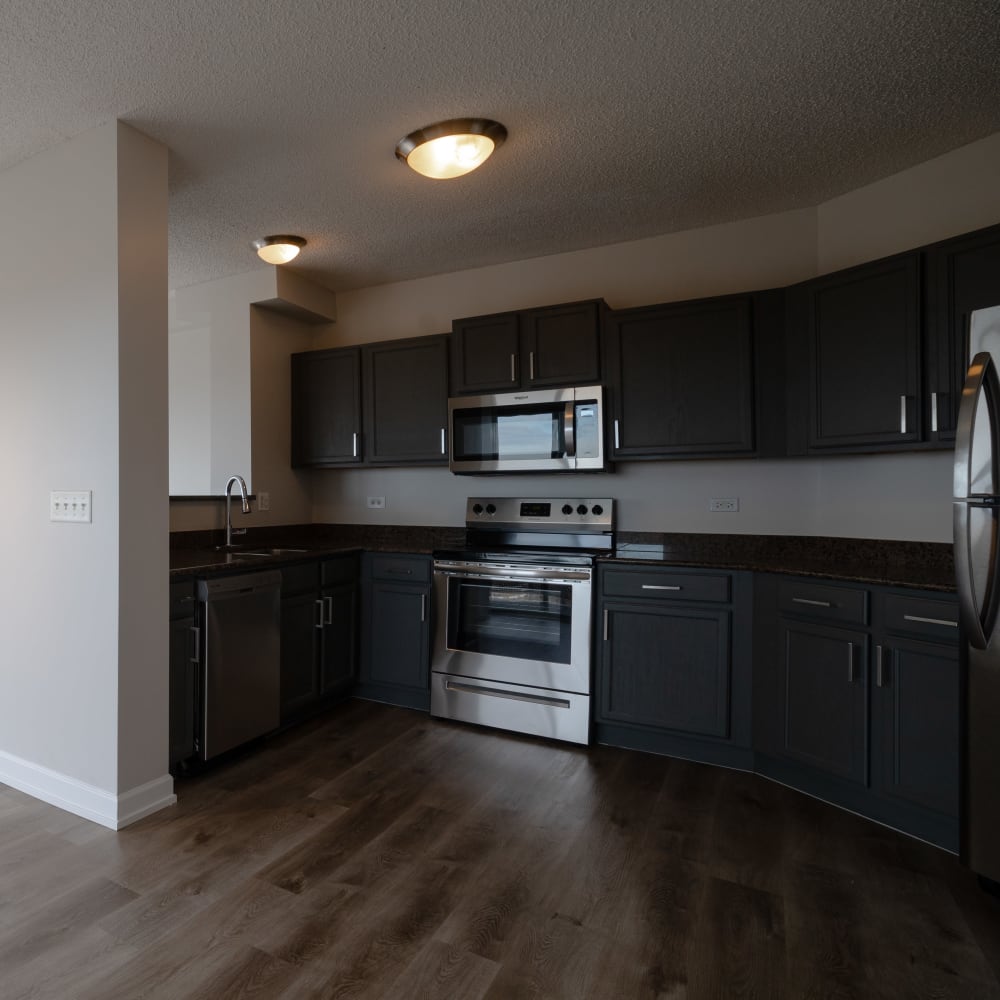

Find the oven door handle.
[{"left": 434, "top": 567, "right": 591, "bottom": 583}]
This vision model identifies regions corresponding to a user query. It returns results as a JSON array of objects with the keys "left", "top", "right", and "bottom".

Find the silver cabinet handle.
[
  {"left": 792, "top": 597, "right": 833, "bottom": 608},
  {"left": 315, "top": 598, "right": 324, "bottom": 629},
  {"left": 440, "top": 428, "right": 446, "bottom": 455},
  {"left": 603, "top": 608, "right": 609, "bottom": 641},
  {"left": 931, "top": 391, "right": 938, "bottom": 433},
  {"left": 614, "top": 419, "right": 621, "bottom": 449},
  {"left": 902, "top": 613, "right": 958, "bottom": 627},
  {"left": 642, "top": 584, "right": 682, "bottom": 591},
  {"left": 875, "top": 644, "right": 885, "bottom": 687},
  {"left": 420, "top": 594, "right": 426, "bottom": 622},
  {"left": 386, "top": 567, "right": 413, "bottom": 575},
  {"left": 847, "top": 643, "right": 856, "bottom": 682},
  {"left": 510, "top": 354, "right": 516, "bottom": 383},
  {"left": 352, "top": 431, "right": 358, "bottom": 458},
  {"left": 900, "top": 395, "right": 908, "bottom": 434},
  {"left": 189, "top": 626, "right": 200, "bottom": 664},
  {"left": 529, "top": 351, "right": 535, "bottom": 381},
  {"left": 324, "top": 596, "right": 333, "bottom": 626}
]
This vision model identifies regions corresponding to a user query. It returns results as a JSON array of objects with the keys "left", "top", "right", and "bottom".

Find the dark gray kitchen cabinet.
[
  {"left": 871, "top": 592, "right": 960, "bottom": 824},
  {"left": 603, "top": 294, "right": 756, "bottom": 458},
  {"left": 594, "top": 565, "right": 753, "bottom": 768},
  {"left": 925, "top": 221, "right": 1000, "bottom": 444},
  {"left": 450, "top": 299, "right": 604, "bottom": 394},
  {"left": 787, "top": 251, "right": 923, "bottom": 453},
  {"left": 291, "top": 347, "right": 362, "bottom": 466},
  {"left": 363, "top": 334, "right": 449, "bottom": 465},
  {"left": 279, "top": 556, "right": 359, "bottom": 723},
  {"left": 754, "top": 574, "right": 959, "bottom": 850},
  {"left": 168, "top": 581, "right": 199, "bottom": 770},
  {"left": 358, "top": 553, "right": 432, "bottom": 711}
]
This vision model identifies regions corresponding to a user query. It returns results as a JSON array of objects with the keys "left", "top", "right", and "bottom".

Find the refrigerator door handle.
[{"left": 955, "top": 501, "right": 990, "bottom": 650}]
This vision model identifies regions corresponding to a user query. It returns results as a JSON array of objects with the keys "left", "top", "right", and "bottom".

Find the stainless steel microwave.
[{"left": 448, "top": 385, "right": 606, "bottom": 474}]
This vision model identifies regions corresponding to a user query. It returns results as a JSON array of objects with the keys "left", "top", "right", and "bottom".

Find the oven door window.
[{"left": 447, "top": 576, "right": 572, "bottom": 664}]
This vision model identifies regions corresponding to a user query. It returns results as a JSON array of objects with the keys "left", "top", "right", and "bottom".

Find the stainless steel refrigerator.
[{"left": 954, "top": 304, "right": 1000, "bottom": 890}]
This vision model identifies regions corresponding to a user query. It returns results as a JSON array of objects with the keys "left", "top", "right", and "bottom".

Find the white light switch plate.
[{"left": 50, "top": 490, "right": 92, "bottom": 522}]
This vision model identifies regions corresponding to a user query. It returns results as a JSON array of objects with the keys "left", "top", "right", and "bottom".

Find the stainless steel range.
[{"left": 431, "top": 496, "right": 614, "bottom": 745}]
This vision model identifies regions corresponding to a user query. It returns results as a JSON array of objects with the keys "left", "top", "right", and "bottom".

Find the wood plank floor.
[{"left": 2, "top": 699, "right": 999, "bottom": 999}]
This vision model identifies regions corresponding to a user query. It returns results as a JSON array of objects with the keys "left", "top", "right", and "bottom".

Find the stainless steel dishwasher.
[{"left": 196, "top": 570, "right": 281, "bottom": 760}]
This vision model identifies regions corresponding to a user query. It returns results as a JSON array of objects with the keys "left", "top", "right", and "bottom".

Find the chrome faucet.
[{"left": 224, "top": 475, "right": 251, "bottom": 548}]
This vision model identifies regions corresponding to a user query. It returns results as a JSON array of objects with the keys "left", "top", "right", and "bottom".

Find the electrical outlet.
[
  {"left": 366, "top": 496, "right": 386, "bottom": 509},
  {"left": 50, "top": 490, "right": 92, "bottom": 523},
  {"left": 257, "top": 491, "right": 270, "bottom": 512},
  {"left": 709, "top": 497, "right": 739, "bottom": 513}
]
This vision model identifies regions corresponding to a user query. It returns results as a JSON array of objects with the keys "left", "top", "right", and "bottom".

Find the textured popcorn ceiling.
[{"left": 1, "top": 0, "right": 998, "bottom": 292}]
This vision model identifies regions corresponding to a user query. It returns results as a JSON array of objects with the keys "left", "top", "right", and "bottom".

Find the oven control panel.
[{"left": 466, "top": 497, "right": 614, "bottom": 529}]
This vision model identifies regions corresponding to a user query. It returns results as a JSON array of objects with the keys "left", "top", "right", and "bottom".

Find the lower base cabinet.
[
  {"left": 595, "top": 566, "right": 753, "bottom": 768},
  {"left": 168, "top": 581, "right": 198, "bottom": 770},
  {"left": 754, "top": 575, "right": 959, "bottom": 850},
  {"left": 280, "top": 555, "right": 359, "bottom": 724},
  {"left": 358, "top": 553, "right": 432, "bottom": 710}
]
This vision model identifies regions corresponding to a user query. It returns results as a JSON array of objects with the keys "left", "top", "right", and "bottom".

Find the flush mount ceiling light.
[
  {"left": 253, "top": 235, "right": 306, "bottom": 265},
  {"left": 395, "top": 118, "right": 507, "bottom": 180}
]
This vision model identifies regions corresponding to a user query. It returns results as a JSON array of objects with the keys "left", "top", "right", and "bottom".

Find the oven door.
[{"left": 431, "top": 561, "right": 592, "bottom": 694}]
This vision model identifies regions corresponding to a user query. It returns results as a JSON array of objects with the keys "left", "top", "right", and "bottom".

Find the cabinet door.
[
  {"left": 804, "top": 253, "right": 921, "bottom": 450},
  {"left": 925, "top": 223, "right": 1000, "bottom": 443},
  {"left": 605, "top": 296, "right": 754, "bottom": 457},
  {"left": 450, "top": 312, "right": 520, "bottom": 394},
  {"left": 777, "top": 619, "right": 868, "bottom": 785},
  {"left": 363, "top": 582, "right": 430, "bottom": 690},
  {"left": 291, "top": 347, "right": 362, "bottom": 466},
  {"left": 280, "top": 591, "right": 322, "bottom": 720},
  {"left": 597, "top": 601, "right": 731, "bottom": 739},
  {"left": 520, "top": 300, "right": 602, "bottom": 387},
  {"left": 872, "top": 637, "right": 959, "bottom": 818},
  {"left": 168, "top": 615, "right": 198, "bottom": 766},
  {"left": 364, "top": 335, "right": 449, "bottom": 464},
  {"left": 320, "top": 582, "right": 358, "bottom": 696}
]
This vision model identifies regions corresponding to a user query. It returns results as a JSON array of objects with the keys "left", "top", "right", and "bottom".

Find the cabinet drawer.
[
  {"left": 368, "top": 553, "right": 431, "bottom": 584},
  {"left": 169, "top": 581, "right": 196, "bottom": 619},
  {"left": 602, "top": 567, "right": 730, "bottom": 603},
  {"left": 778, "top": 579, "right": 868, "bottom": 625},
  {"left": 880, "top": 593, "right": 959, "bottom": 643},
  {"left": 281, "top": 561, "right": 320, "bottom": 596},
  {"left": 322, "top": 553, "right": 360, "bottom": 586}
]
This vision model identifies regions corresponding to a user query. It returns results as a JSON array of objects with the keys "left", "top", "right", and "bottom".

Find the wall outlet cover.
[
  {"left": 366, "top": 496, "right": 386, "bottom": 509},
  {"left": 709, "top": 498, "right": 739, "bottom": 513}
]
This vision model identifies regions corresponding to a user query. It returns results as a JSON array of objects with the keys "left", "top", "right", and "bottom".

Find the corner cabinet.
[
  {"left": 291, "top": 347, "right": 363, "bottom": 466},
  {"left": 450, "top": 299, "right": 604, "bottom": 394},
  {"left": 594, "top": 564, "right": 754, "bottom": 768},
  {"left": 786, "top": 252, "right": 925, "bottom": 453},
  {"left": 357, "top": 553, "right": 432, "bottom": 710},
  {"left": 753, "top": 574, "right": 959, "bottom": 850}
]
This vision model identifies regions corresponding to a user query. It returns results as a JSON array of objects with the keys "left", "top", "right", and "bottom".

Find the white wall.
[
  {"left": 0, "top": 121, "right": 173, "bottom": 827},
  {"left": 308, "top": 134, "right": 1000, "bottom": 543}
]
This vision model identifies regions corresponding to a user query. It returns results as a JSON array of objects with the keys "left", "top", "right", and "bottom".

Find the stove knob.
[
  {"left": 561, "top": 504, "right": 573, "bottom": 515},
  {"left": 486, "top": 503, "right": 497, "bottom": 515},
  {"left": 592, "top": 504, "right": 604, "bottom": 516},
  {"left": 576, "top": 504, "right": 588, "bottom": 516},
  {"left": 472, "top": 503, "right": 484, "bottom": 515}
]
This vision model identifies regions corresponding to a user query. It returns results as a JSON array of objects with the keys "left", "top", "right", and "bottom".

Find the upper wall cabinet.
[
  {"left": 603, "top": 292, "right": 783, "bottom": 460},
  {"left": 363, "top": 334, "right": 449, "bottom": 465},
  {"left": 450, "top": 299, "right": 605, "bottom": 394},
  {"left": 925, "top": 222, "right": 1000, "bottom": 444},
  {"left": 291, "top": 347, "right": 362, "bottom": 466},
  {"left": 786, "top": 252, "right": 925, "bottom": 454},
  {"left": 291, "top": 334, "right": 449, "bottom": 469}
]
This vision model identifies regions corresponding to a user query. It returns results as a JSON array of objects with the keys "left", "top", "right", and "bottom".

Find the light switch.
[{"left": 50, "top": 490, "right": 92, "bottom": 523}]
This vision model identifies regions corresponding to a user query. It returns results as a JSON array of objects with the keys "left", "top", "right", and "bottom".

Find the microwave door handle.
[{"left": 564, "top": 401, "right": 576, "bottom": 457}]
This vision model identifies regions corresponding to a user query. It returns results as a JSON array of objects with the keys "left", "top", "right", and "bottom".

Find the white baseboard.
[{"left": 0, "top": 750, "right": 176, "bottom": 830}]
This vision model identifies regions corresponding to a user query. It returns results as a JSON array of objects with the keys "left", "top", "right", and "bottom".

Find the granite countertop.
[
  {"left": 170, "top": 524, "right": 956, "bottom": 592},
  {"left": 606, "top": 532, "right": 956, "bottom": 592}
]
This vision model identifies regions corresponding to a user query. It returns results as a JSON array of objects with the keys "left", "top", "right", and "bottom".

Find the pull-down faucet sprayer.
[{"left": 225, "top": 475, "right": 251, "bottom": 548}]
